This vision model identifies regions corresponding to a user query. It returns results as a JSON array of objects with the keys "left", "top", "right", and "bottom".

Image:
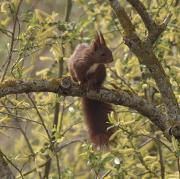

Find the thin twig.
[
  {"left": 2, "top": 100, "right": 35, "bottom": 154},
  {"left": 0, "top": 27, "right": 13, "bottom": 37},
  {"left": 43, "top": 0, "right": 73, "bottom": 177},
  {"left": 1, "top": 0, "right": 23, "bottom": 82},
  {"left": 61, "top": 121, "right": 81, "bottom": 136},
  {"left": 137, "top": 134, "right": 172, "bottom": 152},
  {"left": 0, "top": 150, "right": 15, "bottom": 178},
  {"left": 55, "top": 155, "right": 61, "bottom": 179},
  {"left": 16, "top": 137, "right": 84, "bottom": 179},
  {"left": 100, "top": 170, "right": 111, "bottom": 179},
  {"left": 130, "top": 140, "right": 158, "bottom": 177},
  {"left": 157, "top": 134, "right": 165, "bottom": 179},
  {"left": 178, "top": 157, "right": 180, "bottom": 179},
  {"left": 109, "top": 68, "right": 137, "bottom": 95},
  {"left": 1, "top": 100, "right": 42, "bottom": 178},
  {"left": 27, "top": 94, "right": 51, "bottom": 141},
  {"left": 0, "top": 111, "right": 42, "bottom": 125},
  {"left": 0, "top": 150, "right": 24, "bottom": 179},
  {"left": 59, "top": 97, "right": 65, "bottom": 132}
]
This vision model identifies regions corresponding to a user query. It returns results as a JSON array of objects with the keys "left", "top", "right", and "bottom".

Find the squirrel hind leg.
[{"left": 71, "top": 76, "right": 78, "bottom": 83}]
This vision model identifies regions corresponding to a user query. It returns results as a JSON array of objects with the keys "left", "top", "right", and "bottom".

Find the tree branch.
[
  {"left": 109, "top": 0, "right": 137, "bottom": 37},
  {"left": 127, "top": 0, "right": 156, "bottom": 32},
  {"left": 146, "top": 13, "right": 172, "bottom": 46},
  {"left": 108, "top": 0, "right": 180, "bottom": 122},
  {"left": 16, "top": 137, "right": 84, "bottom": 179},
  {"left": 0, "top": 78, "right": 171, "bottom": 137},
  {"left": 126, "top": 0, "right": 172, "bottom": 46},
  {"left": 0, "top": 150, "right": 15, "bottom": 179},
  {"left": 1, "top": 0, "right": 23, "bottom": 82}
]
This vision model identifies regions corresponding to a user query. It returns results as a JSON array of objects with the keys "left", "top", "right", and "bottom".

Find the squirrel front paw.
[
  {"left": 87, "top": 83, "right": 100, "bottom": 92},
  {"left": 79, "top": 81, "right": 100, "bottom": 93},
  {"left": 79, "top": 82, "right": 88, "bottom": 91}
]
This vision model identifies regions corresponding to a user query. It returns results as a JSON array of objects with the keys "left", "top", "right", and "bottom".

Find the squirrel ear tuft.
[
  {"left": 91, "top": 32, "right": 101, "bottom": 51},
  {"left": 95, "top": 31, "right": 101, "bottom": 44},
  {"left": 98, "top": 31, "right": 106, "bottom": 46},
  {"left": 91, "top": 40, "right": 98, "bottom": 51}
]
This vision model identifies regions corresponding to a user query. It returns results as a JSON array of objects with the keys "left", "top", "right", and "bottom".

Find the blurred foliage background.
[{"left": 0, "top": 0, "right": 179, "bottom": 178}]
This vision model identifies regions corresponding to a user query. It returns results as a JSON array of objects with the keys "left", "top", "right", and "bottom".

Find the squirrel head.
[{"left": 90, "top": 31, "right": 113, "bottom": 64}]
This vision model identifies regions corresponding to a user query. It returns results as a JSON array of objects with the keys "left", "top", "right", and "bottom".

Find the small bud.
[
  {"left": 142, "top": 84, "right": 148, "bottom": 89},
  {"left": 114, "top": 157, "right": 121, "bottom": 165},
  {"left": 69, "top": 107, "right": 74, "bottom": 112}
]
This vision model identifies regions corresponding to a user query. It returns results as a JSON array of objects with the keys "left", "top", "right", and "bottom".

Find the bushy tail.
[{"left": 82, "top": 97, "right": 113, "bottom": 147}]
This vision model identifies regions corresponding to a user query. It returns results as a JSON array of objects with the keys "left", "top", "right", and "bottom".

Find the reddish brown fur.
[
  {"left": 68, "top": 31, "right": 113, "bottom": 147},
  {"left": 82, "top": 98, "right": 113, "bottom": 146}
]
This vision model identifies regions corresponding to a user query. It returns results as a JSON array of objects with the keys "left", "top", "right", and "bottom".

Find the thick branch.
[
  {"left": 146, "top": 14, "right": 172, "bottom": 46},
  {"left": 0, "top": 78, "right": 169, "bottom": 134},
  {"left": 109, "top": 0, "right": 137, "bottom": 37},
  {"left": 127, "top": 0, "right": 156, "bottom": 32},
  {"left": 108, "top": 0, "right": 180, "bottom": 122},
  {"left": 126, "top": 0, "right": 172, "bottom": 46}
]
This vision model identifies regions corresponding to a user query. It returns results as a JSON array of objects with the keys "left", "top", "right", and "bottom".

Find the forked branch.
[{"left": 108, "top": 0, "right": 180, "bottom": 123}]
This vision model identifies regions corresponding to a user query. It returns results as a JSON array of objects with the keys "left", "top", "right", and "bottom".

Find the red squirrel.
[{"left": 68, "top": 31, "right": 113, "bottom": 147}]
